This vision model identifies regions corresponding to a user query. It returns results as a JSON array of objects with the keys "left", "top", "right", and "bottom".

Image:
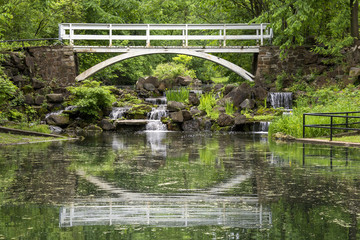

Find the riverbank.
[
  {"left": 295, "top": 136, "right": 360, "bottom": 148},
  {"left": 0, "top": 127, "right": 77, "bottom": 145}
]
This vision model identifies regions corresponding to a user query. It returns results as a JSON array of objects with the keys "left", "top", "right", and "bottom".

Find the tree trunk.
[{"left": 350, "top": 0, "right": 359, "bottom": 38}]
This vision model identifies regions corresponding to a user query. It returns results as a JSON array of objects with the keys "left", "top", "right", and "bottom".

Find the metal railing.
[
  {"left": 58, "top": 23, "right": 273, "bottom": 47},
  {"left": 303, "top": 111, "right": 360, "bottom": 141}
]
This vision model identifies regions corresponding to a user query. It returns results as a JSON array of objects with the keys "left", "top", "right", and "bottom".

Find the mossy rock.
[{"left": 127, "top": 104, "right": 152, "bottom": 119}]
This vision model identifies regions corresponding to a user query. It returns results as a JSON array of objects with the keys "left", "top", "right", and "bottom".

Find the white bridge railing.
[{"left": 59, "top": 23, "right": 272, "bottom": 47}]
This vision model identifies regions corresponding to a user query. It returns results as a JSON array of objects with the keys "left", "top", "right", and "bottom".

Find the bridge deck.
[{"left": 73, "top": 45, "right": 260, "bottom": 53}]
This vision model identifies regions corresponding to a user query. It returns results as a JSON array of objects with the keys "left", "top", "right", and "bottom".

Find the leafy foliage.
[
  {"left": 0, "top": 66, "right": 17, "bottom": 103},
  {"left": 198, "top": 92, "right": 219, "bottom": 120},
  {"left": 67, "top": 80, "right": 116, "bottom": 118},
  {"left": 269, "top": 86, "right": 360, "bottom": 138}
]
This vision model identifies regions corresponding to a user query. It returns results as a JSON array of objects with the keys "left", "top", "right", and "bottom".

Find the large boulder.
[
  {"left": 176, "top": 76, "right": 193, "bottom": 86},
  {"left": 224, "top": 83, "right": 251, "bottom": 107},
  {"left": 182, "top": 110, "right": 192, "bottom": 121},
  {"left": 46, "top": 94, "right": 64, "bottom": 103},
  {"left": 170, "top": 111, "right": 184, "bottom": 123},
  {"left": 100, "top": 119, "right": 115, "bottom": 131},
  {"left": 252, "top": 86, "right": 268, "bottom": 100},
  {"left": 143, "top": 83, "right": 156, "bottom": 91},
  {"left": 182, "top": 119, "right": 201, "bottom": 131},
  {"left": 217, "top": 113, "right": 234, "bottom": 127},
  {"left": 46, "top": 114, "right": 70, "bottom": 127},
  {"left": 188, "top": 92, "right": 200, "bottom": 106},
  {"left": 144, "top": 76, "right": 160, "bottom": 88},
  {"left": 34, "top": 95, "right": 45, "bottom": 105},
  {"left": 190, "top": 107, "right": 204, "bottom": 116},
  {"left": 32, "top": 78, "right": 45, "bottom": 89},
  {"left": 24, "top": 94, "right": 34, "bottom": 105},
  {"left": 240, "top": 99, "right": 256, "bottom": 110},
  {"left": 167, "top": 101, "right": 186, "bottom": 112},
  {"left": 234, "top": 114, "right": 247, "bottom": 125},
  {"left": 224, "top": 84, "right": 236, "bottom": 95}
]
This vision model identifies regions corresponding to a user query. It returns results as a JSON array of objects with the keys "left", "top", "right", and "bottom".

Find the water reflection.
[
  {"left": 60, "top": 198, "right": 271, "bottom": 228},
  {"left": 0, "top": 133, "right": 359, "bottom": 239}
]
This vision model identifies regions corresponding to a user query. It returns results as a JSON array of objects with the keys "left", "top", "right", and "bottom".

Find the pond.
[{"left": 0, "top": 132, "right": 359, "bottom": 239}]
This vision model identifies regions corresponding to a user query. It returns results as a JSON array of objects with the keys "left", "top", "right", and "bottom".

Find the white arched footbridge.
[{"left": 59, "top": 23, "right": 273, "bottom": 82}]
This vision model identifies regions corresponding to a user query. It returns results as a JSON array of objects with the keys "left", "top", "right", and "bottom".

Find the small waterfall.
[
  {"left": 252, "top": 122, "right": 270, "bottom": 133},
  {"left": 109, "top": 107, "right": 130, "bottom": 120},
  {"left": 146, "top": 105, "right": 168, "bottom": 131},
  {"left": 145, "top": 97, "right": 167, "bottom": 105},
  {"left": 269, "top": 92, "right": 293, "bottom": 110},
  {"left": 45, "top": 106, "right": 77, "bottom": 119}
]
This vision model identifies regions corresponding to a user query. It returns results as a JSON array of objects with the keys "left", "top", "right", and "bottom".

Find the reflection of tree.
[
  {"left": 257, "top": 141, "right": 360, "bottom": 239},
  {"left": 6, "top": 143, "right": 77, "bottom": 204}
]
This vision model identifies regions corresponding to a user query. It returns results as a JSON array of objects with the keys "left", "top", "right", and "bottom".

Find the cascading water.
[
  {"left": 45, "top": 106, "right": 77, "bottom": 119},
  {"left": 146, "top": 105, "right": 168, "bottom": 131},
  {"left": 109, "top": 107, "right": 130, "bottom": 120},
  {"left": 269, "top": 92, "right": 293, "bottom": 110},
  {"left": 252, "top": 121, "right": 270, "bottom": 133},
  {"left": 145, "top": 97, "right": 168, "bottom": 131}
]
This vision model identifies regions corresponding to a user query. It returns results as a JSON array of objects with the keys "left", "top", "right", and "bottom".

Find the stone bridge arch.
[{"left": 75, "top": 49, "right": 254, "bottom": 82}]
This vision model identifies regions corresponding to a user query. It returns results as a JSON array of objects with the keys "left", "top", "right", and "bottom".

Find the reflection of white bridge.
[
  {"left": 59, "top": 171, "right": 272, "bottom": 228},
  {"left": 58, "top": 23, "right": 273, "bottom": 82}
]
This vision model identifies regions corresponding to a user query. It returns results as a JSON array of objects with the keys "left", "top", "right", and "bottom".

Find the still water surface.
[{"left": 0, "top": 132, "right": 359, "bottom": 239}]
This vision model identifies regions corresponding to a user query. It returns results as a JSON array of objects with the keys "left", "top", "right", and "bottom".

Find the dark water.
[{"left": 0, "top": 132, "right": 359, "bottom": 239}]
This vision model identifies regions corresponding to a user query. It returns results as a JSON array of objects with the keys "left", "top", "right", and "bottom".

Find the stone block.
[{"left": 46, "top": 94, "right": 64, "bottom": 103}]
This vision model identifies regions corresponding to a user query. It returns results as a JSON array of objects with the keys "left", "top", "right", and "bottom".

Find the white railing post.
[
  {"left": 58, "top": 24, "right": 63, "bottom": 42},
  {"left": 223, "top": 25, "right": 227, "bottom": 47},
  {"left": 69, "top": 23, "right": 74, "bottom": 45},
  {"left": 182, "top": 28, "right": 185, "bottom": 47},
  {"left": 185, "top": 24, "right": 188, "bottom": 47},
  {"left": 146, "top": 24, "right": 150, "bottom": 47},
  {"left": 219, "top": 29, "right": 222, "bottom": 46},
  {"left": 260, "top": 23, "right": 264, "bottom": 45},
  {"left": 109, "top": 24, "right": 112, "bottom": 46}
]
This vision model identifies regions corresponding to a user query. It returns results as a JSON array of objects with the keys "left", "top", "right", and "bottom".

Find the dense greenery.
[
  {"left": 1, "top": 0, "right": 358, "bottom": 83},
  {"left": 269, "top": 86, "right": 360, "bottom": 138},
  {"left": 67, "top": 80, "right": 116, "bottom": 118}
]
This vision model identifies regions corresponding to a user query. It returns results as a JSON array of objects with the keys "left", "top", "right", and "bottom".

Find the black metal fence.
[{"left": 303, "top": 111, "right": 360, "bottom": 141}]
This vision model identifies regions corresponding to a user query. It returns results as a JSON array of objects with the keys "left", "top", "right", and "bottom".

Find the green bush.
[
  {"left": 153, "top": 62, "right": 196, "bottom": 81},
  {"left": 166, "top": 87, "right": 189, "bottom": 103},
  {"left": 0, "top": 67, "right": 17, "bottom": 103},
  {"left": 198, "top": 92, "right": 219, "bottom": 120},
  {"left": 269, "top": 85, "right": 360, "bottom": 138},
  {"left": 67, "top": 80, "right": 116, "bottom": 118}
]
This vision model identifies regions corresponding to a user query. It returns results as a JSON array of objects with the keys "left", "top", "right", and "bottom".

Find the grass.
[
  {"left": 0, "top": 132, "right": 60, "bottom": 145},
  {"left": 269, "top": 86, "right": 360, "bottom": 139},
  {"left": 318, "top": 135, "right": 360, "bottom": 143},
  {"left": 211, "top": 77, "right": 229, "bottom": 84},
  {"left": 3, "top": 123, "right": 51, "bottom": 134},
  {"left": 165, "top": 87, "right": 189, "bottom": 103}
]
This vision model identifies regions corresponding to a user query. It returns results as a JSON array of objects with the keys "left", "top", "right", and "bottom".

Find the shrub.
[
  {"left": 67, "top": 80, "right": 116, "bottom": 118},
  {"left": 0, "top": 67, "right": 17, "bottom": 103},
  {"left": 153, "top": 62, "right": 196, "bottom": 81},
  {"left": 198, "top": 92, "right": 219, "bottom": 120}
]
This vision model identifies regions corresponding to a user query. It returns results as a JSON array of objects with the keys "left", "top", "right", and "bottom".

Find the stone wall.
[
  {"left": 26, "top": 46, "right": 77, "bottom": 88},
  {"left": 2, "top": 46, "right": 77, "bottom": 91},
  {"left": 255, "top": 46, "right": 330, "bottom": 86}
]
